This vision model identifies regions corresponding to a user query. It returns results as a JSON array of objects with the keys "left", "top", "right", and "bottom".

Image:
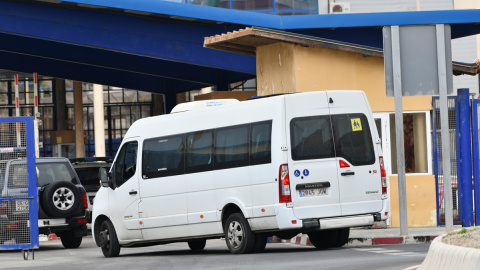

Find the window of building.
[{"left": 389, "top": 112, "right": 429, "bottom": 174}]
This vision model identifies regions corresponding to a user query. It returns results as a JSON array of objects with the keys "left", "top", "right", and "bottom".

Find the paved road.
[{"left": 0, "top": 236, "right": 428, "bottom": 270}]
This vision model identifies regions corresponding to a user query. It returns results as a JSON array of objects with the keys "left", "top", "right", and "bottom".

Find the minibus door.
[
  {"left": 285, "top": 92, "right": 342, "bottom": 219},
  {"left": 326, "top": 91, "right": 383, "bottom": 216},
  {"left": 108, "top": 138, "right": 143, "bottom": 240}
]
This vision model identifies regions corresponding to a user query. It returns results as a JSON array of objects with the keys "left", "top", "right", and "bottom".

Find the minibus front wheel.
[{"left": 99, "top": 219, "right": 121, "bottom": 257}]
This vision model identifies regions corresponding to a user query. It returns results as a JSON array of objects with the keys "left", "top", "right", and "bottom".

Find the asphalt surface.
[{"left": 0, "top": 236, "right": 429, "bottom": 270}]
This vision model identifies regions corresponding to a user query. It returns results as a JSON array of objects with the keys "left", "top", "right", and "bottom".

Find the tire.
[
  {"left": 99, "top": 220, "right": 121, "bottom": 257},
  {"left": 308, "top": 230, "right": 338, "bottom": 249},
  {"left": 224, "top": 213, "right": 255, "bottom": 254},
  {"left": 334, "top": 228, "right": 350, "bottom": 248},
  {"left": 41, "top": 181, "right": 81, "bottom": 218},
  {"left": 252, "top": 233, "right": 268, "bottom": 253},
  {"left": 188, "top": 239, "right": 206, "bottom": 251},
  {"left": 60, "top": 230, "right": 83, "bottom": 249}
]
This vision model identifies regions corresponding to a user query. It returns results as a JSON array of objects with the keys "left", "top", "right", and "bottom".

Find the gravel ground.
[{"left": 442, "top": 227, "right": 480, "bottom": 249}]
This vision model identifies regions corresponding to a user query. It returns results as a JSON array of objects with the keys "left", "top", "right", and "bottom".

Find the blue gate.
[
  {"left": 0, "top": 117, "right": 39, "bottom": 254},
  {"left": 432, "top": 96, "right": 461, "bottom": 225}
]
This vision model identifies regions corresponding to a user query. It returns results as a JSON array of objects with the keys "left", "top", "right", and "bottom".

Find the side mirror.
[{"left": 99, "top": 167, "right": 115, "bottom": 190}]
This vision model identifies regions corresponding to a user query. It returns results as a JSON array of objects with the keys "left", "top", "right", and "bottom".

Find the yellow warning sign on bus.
[{"left": 351, "top": 118, "right": 362, "bottom": 131}]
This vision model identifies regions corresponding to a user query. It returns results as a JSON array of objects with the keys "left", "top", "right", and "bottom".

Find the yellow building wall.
[
  {"left": 256, "top": 43, "right": 296, "bottom": 96},
  {"left": 389, "top": 175, "right": 437, "bottom": 227},
  {"left": 257, "top": 43, "right": 432, "bottom": 112}
]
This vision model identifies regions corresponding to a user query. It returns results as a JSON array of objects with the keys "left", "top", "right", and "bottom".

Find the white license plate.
[
  {"left": 16, "top": 200, "right": 29, "bottom": 211},
  {"left": 299, "top": 188, "right": 328, "bottom": 197}
]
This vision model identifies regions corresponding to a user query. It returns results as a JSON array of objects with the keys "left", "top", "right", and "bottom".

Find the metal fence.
[
  {"left": 432, "top": 96, "right": 461, "bottom": 225},
  {"left": 0, "top": 117, "right": 38, "bottom": 253}
]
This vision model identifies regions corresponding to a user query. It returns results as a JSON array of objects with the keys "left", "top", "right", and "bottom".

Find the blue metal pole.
[
  {"left": 458, "top": 88, "right": 474, "bottom": 227},
  {"left": 472, "top": 100, "right": 480, "bottom": 225},
  {"left": 26, "top": 117, "right": 39, "bottom": 249}
]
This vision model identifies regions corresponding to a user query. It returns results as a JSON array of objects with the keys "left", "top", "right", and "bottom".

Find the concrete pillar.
[
  {"left": 93, "top": 84, "right": 106, "bottom": 157},
  {"left": 55, "top": 79, "right": 67, "bottom": 130},
  {"left": 73, "top": 81, "right": 85, "bottom": 158}
]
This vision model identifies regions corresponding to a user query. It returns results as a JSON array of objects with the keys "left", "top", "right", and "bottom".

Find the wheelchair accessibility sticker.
[
  {"left": 351, "top": 118, "right": 362, "bottom": 131},
  {"left": 294, "top": 169, "right": 310, "bottom": 177}
]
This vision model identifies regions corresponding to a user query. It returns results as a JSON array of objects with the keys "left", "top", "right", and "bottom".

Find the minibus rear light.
[
  {"left": 279, "top": 164, "right": 291, "bottom": 203},
  {"left": 379, "top": 156, "right": 387, "bottom": 195}
]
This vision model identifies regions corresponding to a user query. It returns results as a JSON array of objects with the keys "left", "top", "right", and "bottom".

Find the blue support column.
[
  {"left": 457, "top": 88, "right": 474, "bottom": 227},
  {"left": 473, "top": 99, "right": 480, "bottom": 225}
]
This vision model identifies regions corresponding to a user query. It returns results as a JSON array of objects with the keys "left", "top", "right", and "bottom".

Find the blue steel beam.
[
  {"left": 0, "top": 32, "right": 253, "bottom": 86},
  {"left": 0, "top": 0, "right": 256, "bottom": 77},
  {"left": 0, "top": 49, "right": 208, "bottom": 94}
]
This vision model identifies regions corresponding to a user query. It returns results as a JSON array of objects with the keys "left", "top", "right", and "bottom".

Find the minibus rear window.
[
  {"left": 331, "top": 114, "right": 375, "bottom": 166},
  {"left": 290, "top": 116, "right": 335, "bottom": 161}
]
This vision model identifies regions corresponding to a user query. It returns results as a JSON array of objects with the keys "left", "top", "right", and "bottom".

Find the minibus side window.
[
  {"left": 215, "top": 124, "right": 249, "bottom": 170},
  {"left": 331, "top": 114, "right": 375, "bottom": 166},
  {"left": 186, "top": 130, "right": 214, "bottom": 173},
  {"left": 142, "top": 135, "right": 185, "bottom": 178},
  {"left": 114, "top": 141, "right": 138, "bottom": 188},
  {"left": 290, "top": 116, "right": 334, "bottom": 161},
  {"left": 250, "top": 121, "right": 272, "bottom": 165}
]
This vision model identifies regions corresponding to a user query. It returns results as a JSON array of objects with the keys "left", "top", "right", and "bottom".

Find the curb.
[
  {"left": 418, "top": 234, "right": 480, "bottom": 270},
  {"left": 268, "top": 234, "right": 439, "bottom": 247}
]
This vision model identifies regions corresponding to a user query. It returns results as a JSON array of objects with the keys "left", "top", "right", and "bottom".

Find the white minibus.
[{"left": 93, "top": 90, "right": 389, "bottom": 257}]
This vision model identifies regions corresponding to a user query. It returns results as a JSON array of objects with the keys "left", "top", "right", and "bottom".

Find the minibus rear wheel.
[
  {"left": 307, "top": 229, "right": 338, "bottom": 249},
  {"left": 334, "top": 228, "right": 350, "bottom": 247},
  {"left": 224, "top": 213, "right": 255, "bottom": 254}
]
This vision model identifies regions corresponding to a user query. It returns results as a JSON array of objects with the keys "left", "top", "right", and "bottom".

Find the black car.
[
  {"left": 70, "top": 157, "right": 112, "bottom": 222},
  {"left": 0, "top": 157, "right": 89, "bottom": 248}
]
